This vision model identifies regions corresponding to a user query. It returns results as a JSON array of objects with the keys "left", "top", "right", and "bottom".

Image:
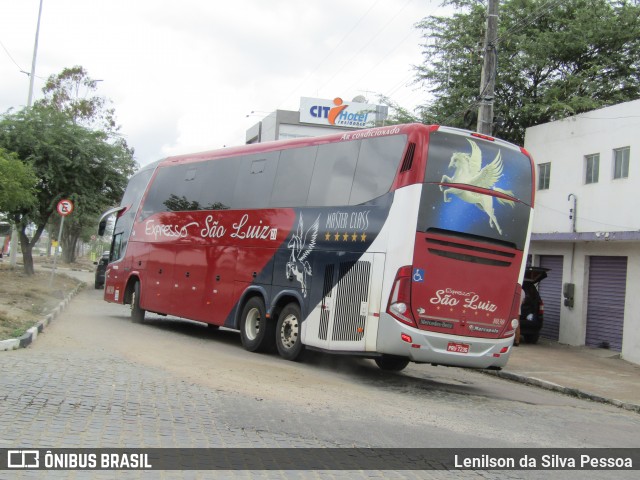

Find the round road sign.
[{"left": 56, "top": 199, "right": 74, "bottom": 216}]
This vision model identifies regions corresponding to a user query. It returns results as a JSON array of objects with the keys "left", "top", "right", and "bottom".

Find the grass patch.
[{"left": 0, "top": 264, "right": 82, "bottom": 341}]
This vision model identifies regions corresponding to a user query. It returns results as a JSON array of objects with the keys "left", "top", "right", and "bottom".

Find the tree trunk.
[
  {"left": 18, "top": 229, "right": 35, "bottom": 275},
  {"left": 61, "top": 231, "right": 79, "bottom": 264},
  {"left": 16, "top": 216, "right": 48, "bottom": 276}
]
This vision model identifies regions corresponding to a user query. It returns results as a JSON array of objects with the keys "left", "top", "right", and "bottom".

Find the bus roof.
[{"left": 158, "top": 123, "right": 438, "bottom": 167}]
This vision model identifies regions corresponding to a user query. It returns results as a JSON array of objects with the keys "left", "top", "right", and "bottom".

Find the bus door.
[{"left": 302, "top": 252, "right": 385, "bottom": 353}]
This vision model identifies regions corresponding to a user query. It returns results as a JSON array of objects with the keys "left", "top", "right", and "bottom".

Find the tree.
[
  {"left": 0, "top": 104, "right": 135, "bottom": 274},
  {"left": 37, "top": 65, "right": 118, "bottom": 133},
  {"left": 414, "top": 0, "right": 640, "bottom": 144},
  {"left": 34, "top": 66, "right": 136, "bottom": 264},
  {"left": 0, "top": 148, "right": 37, "bottom": 214}
]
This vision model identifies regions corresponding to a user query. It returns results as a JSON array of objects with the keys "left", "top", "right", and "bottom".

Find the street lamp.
[{"left": 10, "top": 0, "right": 44, "bottom": 268}]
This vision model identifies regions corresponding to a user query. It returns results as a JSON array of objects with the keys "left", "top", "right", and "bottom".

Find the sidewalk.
[{"left": 485, "top": 337, "right": 640, "bottom": 413}]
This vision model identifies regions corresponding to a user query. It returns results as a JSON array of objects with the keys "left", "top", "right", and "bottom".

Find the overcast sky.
[{"left": 0, "top": 0, "right": 448, "bottom": 167}]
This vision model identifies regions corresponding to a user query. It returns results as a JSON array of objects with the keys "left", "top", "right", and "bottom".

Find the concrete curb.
[
  {"left": 482, "top": 369, "right": 640, "bottom": 414},
  {"left": 0, "top": 282, "right": 85, "bottom": 352}
]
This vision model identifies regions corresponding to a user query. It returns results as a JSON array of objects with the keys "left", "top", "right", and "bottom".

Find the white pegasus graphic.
[
  {"left": 440, "top": 139, "right": 515, "bottom": 235},
  {"left": 286, "top": 214, "right": 319, "bottom": 297}
]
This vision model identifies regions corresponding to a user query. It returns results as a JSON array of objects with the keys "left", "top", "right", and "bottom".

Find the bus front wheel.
[
  {"left": 131, "top": 281, "right": 145, "bottom": 323},
  {"left": 276, "top": 303, "right": 305, "bottom": 361},
  {"left": 374, "top": 355, "right": 409, "bottom": 372},
  {"left": 240, "top": 297, "right": 274, "bottom": 352}
]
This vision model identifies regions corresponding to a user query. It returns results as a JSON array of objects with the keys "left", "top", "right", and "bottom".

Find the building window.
[
  {"left": 538, "top": 163, "right": 550, "bottom": 190},
  {"left": 585, "top": 153, "right": 599, "bottom": 184},
  {"left": 613, "top": 147, "right": 630, "bottom": 179}
]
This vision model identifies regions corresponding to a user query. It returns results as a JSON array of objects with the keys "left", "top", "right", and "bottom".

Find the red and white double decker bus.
[{"left": 98, "top": 123, "right": 534, "bottom": 371}]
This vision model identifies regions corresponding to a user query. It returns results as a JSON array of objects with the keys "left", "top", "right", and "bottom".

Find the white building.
[
  {"left": 246, "top": 96, "right": 388, "bottom": 144},
  {"left": 524, "top": 99, "right": 640, "bottom": 365}
]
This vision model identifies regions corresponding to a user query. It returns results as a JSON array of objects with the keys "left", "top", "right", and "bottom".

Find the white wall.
[
  {"left": 525, "top": 99, "right": 640, "bottom": 234},
  {"left": 525, "top": 100, "right": 640, "bottom": 365}
]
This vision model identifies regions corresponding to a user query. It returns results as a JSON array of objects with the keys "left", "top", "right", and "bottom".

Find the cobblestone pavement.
[
  {"left": 1, "top": 274, "right": 639, "bottom": 479},
  {"left": 0, "top": 350, "right": 509, "bottom": 480}
]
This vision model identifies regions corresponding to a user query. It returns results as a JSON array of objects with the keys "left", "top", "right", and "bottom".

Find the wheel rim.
[
  {"left": 280, "top": 313, "right": 299, "bottom": 350},
  {"left": 131, "top": 290, "right": 136, "bottom": 313},
  {"left": 245, "top": 307, "right": 261, "bottom": 341}
]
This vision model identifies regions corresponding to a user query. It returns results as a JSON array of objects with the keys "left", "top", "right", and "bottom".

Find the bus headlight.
[{"left": 511, "top": 318, "right": 519, "bottom": 329}]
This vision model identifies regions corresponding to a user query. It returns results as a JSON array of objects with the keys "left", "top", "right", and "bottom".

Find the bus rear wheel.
[
  {"left": 276, "top": 303, "right": 305, "bottom": 361},
  {"left": 240, "top": 297, "right": 274, "bottom": 352},
  {"left": 131, "top": 281, "right": 145, "bottom": 323},
  {"left": 374, "top": 355, "right": 409, "bottom": 372}
]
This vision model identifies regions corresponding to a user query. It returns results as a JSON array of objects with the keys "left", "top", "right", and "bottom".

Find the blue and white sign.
[{"left": 299, "top": 97, "right": 387, "bottom": 129}]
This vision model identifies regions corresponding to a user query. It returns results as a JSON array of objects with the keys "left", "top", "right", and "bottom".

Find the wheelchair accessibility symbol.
[{"left": 413, "top": 268, "right": 425, "bottom": 283}]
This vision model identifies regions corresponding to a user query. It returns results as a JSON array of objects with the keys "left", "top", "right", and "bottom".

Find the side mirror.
[{"left": 98, "top": 219, "right": 107, "bottom": 236}]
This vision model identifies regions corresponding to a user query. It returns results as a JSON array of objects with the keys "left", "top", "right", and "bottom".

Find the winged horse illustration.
[
  {"left": 440, "top": 139, "right": 515, "bottom": 235},
  {"left": 286, "top": 214, "right": 320, "bottom": 297}
]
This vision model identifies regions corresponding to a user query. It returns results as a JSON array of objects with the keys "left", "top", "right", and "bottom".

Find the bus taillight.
[{"left": 387, "top": 266, "right": 417, "bottom": 327}]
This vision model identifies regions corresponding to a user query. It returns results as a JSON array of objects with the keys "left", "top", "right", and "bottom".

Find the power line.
[
  {"left": 535, "top": 201, "right": 638, "bottom": 231},
  {"left": 317, "top": 0, "right": 416, "bottom": 96},
  {"left": 341, "top": 28, "right": 417, "bottom": 99},
  {"left": 495, "top": 0, "right": 557, "bottom": 45},
  {"left": 276, "top": 0, "right": 383, "bottom": 109},
  {"left": 0, "top": 37, "right": 26, "bottom": 73}
]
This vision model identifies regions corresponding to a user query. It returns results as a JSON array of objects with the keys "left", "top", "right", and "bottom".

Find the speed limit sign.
[{"left": 56, "top": 199, "right": 74, "bottom": 216}]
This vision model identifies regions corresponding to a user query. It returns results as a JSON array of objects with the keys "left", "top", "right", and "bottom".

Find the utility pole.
[
  {"left": 10, "top": 0, "right": 44, "bottom": 268},
  {"left": 476, "top": 0, "right": 499, "bottom": 135},
  {"left": 27, "top": 0, "right": 44, "bottom": 107}
]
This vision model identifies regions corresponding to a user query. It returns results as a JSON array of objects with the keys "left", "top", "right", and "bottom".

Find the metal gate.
[
  {"left": 585, "top": 256, "right": 627, "bottom": 351},
  {"left": 538, "top": 255, "right": 563, "bottom": 341}
]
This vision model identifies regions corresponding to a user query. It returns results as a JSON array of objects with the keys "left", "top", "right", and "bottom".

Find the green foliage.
[
  {"left": 414, "top": 0, "right": 640, "bottom": 144},
  {"left": 37, "top": 65, "right": 118, "bottom": 133},
  {"left": 0, "top": 66, "right": 136, "bottom": 272},
  {"left": 0, "top": 148, "right": 37, "bottom": 215}
]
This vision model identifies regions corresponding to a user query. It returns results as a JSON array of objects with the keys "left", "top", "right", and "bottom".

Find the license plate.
[{"left": 447, "top": 342, "right": 470, "bottom": 354}]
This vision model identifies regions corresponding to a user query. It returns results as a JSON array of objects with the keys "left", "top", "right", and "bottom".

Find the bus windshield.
[{"left": 110, "top": 164, "right": 156, "bottom": 261}]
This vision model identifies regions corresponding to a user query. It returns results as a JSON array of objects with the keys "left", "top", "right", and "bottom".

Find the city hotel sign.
[{"left": 299, "top": 97, "right": 386, "bottom": 129}]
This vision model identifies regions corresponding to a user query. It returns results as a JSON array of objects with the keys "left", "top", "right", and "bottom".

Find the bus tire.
[
  {"left": 276, "top": 302, "right": 305, "bottom": 361},
  {"left": 375, "top": 355, "right": 409, "bottom": 372},
  {"left": 131, "top": 281, "right": 145, "bottom": 323},
  {"left": 240, "top": 297, "right": 274, "bottom": 352}
]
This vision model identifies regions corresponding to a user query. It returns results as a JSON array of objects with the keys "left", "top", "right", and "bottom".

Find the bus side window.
[
  {"left": 198, "top": 158, "right": 239, "bottom": 211},
  {"left": 140, "top": 167, "right": 175, "bottom": 217},
  {"left": 269, "top": 146, "right": 317, "bottom": 208},
  {"left": 232, "top": 152, "right": 279, "bottom": 210},
  {"left": 349, "top": 135, "right": 406, "bottom": 205},
  {"left": 111, "top": 233, "right": 123, "bottom": 261},
  {"left": 307, "top": 141, "right": 359, "bottom": 207}
]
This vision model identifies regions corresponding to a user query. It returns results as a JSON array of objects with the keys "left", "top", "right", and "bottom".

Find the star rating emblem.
[{"left": 322, "top": 231, "right": 370, "bottom": 242}]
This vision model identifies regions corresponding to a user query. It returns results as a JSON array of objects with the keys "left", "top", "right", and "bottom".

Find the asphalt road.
[{"left": 1, "top": 271, "right": 639, "bottom": 479}]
